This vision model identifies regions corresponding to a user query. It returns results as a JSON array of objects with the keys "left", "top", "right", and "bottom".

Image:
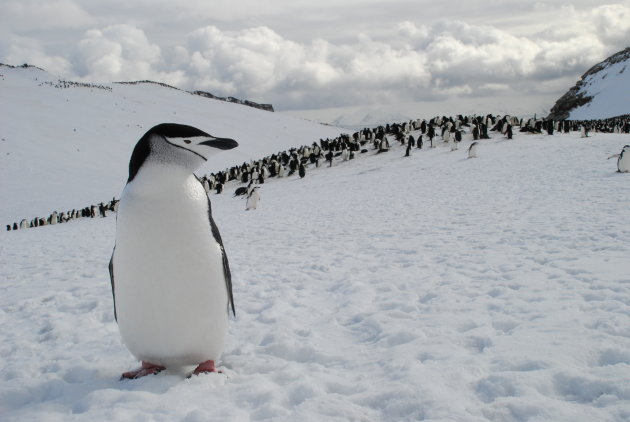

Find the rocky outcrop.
[
  {"left": 548, "top": 47, "right": 630, "bottom": 120},
  {"left": 116, "top": 81, "right": 275, "bottom": 112},
  {"left": 192, "top": 90, "right": 274, "bottom": 112}
]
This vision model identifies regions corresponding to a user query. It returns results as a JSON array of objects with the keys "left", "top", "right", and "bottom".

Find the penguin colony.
[
  {"left": 5, "top": 199, "right": 118, "bottom": 231},
  {"left": 195, "top": 115, "right": 629, "bottom": 198},
  {"left": 5, "top": 115, "right": 630, "bottom": 231}
]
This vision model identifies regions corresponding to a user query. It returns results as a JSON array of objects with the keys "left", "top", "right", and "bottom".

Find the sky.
[{"left": 1, "top": 0, "right": 629, "bottom": 122}]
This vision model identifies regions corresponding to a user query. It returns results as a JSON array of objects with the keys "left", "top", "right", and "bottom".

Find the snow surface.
[
  {"left": 2, "top": 119, "right": 630, "bottom": 420},
  {"left": 568, "top": 58, "right": 630, "bottom": 120}
]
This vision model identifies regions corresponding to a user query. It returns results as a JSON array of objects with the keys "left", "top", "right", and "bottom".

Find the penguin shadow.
[
  {"left": 458, "top": 154, "right": 479, "bottom": 163},
  {"left": 6, "top": 366, "right": 182, "bottom": 414},
  {"left": 16, "top": 363, "right": 231, "bottom": 412}
]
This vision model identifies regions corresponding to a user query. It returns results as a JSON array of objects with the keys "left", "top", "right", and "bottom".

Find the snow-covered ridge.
[
  {"left": 0, "top": 64, "right": 345, "bottom": 223},
  {"left": 1, "top": 63, "right": 274, "bottom": 111},
  {"left": 548, "top": 47, "right": 630, "bottom": 120}
]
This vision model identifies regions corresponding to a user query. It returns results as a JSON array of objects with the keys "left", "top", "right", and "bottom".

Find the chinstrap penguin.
[
  {"left": 109, "top": 123, "right": 238, "bottom": 379},
  {"left": 245, "top": 186, "right": 261, "bottom": 210},
  {"left": 610, "top": 145, "right": 630, "bottom": 173}
]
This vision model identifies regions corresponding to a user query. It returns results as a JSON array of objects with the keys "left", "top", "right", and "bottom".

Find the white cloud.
[
  {"left": 77, "top": 25, "right": 160, "bottom": 80},
  {"left": 588, "top": 3, "right": 630, "bottom": 45},
  {"left": 1, "top": 1, "right": 629, "bottom": 112},
  {"left": 74, "top": 24, "right": 187, "bottom": 87},
  {"left": 0, "top": 0, "right": 94, "bottom": 30},
  {"left": 0, "top": 36, "right": 73, "bottom": 76}
]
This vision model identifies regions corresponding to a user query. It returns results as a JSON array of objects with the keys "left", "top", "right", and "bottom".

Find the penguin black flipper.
[
  {"left": 206, "top": 196, "right": 236, "bottom": 317},
  {"left": 109, "top": 250, "right": 117, "bottom": 321}
]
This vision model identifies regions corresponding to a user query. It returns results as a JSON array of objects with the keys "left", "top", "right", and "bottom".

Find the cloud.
[
  {"left": 0, "top": 36, "right": 73, "bottom": 76},
  {"left": 589, "top": 3, "right": 630, "bottom": 45},
  {"left": 0, "top": 0, "right": 94, "bottom": 31},
  {"left": 168, "top": 3, "right": 630, "bottom": 108},
  {"left": 2, "top": 1, "right": 629, "bottom": 112},
  {"left": 74, "top": 24, "right": 186, "bottom": 86}
]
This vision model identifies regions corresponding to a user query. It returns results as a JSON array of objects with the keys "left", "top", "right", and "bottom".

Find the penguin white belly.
[
  {"left": 114, "top": 177, "right": 228, "bottom": 367},
  {"left": 246, "top": 191, "right": 260, "bottom": 210},
  {"left": 619, "top": 154, "right": 630, "bottom": 172}
]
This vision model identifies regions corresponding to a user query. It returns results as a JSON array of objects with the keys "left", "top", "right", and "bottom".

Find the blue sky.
[{"left": 1, "top": 0, "right": 629, "bottom": 120}]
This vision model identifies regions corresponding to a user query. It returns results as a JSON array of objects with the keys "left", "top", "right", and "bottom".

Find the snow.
[
  {"left": 569, "top": 58, "right": 630, "bottom": 120},
  {"left": 2, "top": 66, "right": 630, "bottom": 421}
]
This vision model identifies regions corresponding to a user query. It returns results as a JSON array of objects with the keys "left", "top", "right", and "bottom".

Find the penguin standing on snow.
[
  {"left": 245, "top": 186, "right": 261, "bottom": 210},
  {"left": 109, "top": 123, "right": 238, "bottom": 379},
  {"left": 609, "top": 145, "right": 630, "bottom": 172},
  {"left": 468, "top": 142, "right": 478, "bottom": 159}
]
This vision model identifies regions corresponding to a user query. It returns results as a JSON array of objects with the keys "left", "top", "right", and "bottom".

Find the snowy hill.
[
  {"left": 2, "top": 62, "right": 630, "bottom": 420},
  {"left": 0, "top": 64, "right": 345, "bottom": 223},
  {"left": 548, "top": 47, "right": 630, "bottom": 120}
]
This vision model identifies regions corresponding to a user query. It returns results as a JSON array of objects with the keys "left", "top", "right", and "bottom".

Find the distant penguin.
[
  {"left": 109, "top": 123, "right": 238, "bottom": 379},
  {"left": 472, "top": 126, "right": 480, "bottom": 141},
  {"left": 245, "top": 186, "right": 261, "bottom": 210},
  {"left": 609, "top": 145, "right": 630, "bottom": 172},
  {"left": 299, "top": 162, "right": 306, "bottom": 178},
  {"left": 233, "top": 186, "right": 248, "bottom": 197},
  {"left": 468, "top": 142, "right": 478, "bottom": 159},
  {"left": 341, "top": 148, "right": 349, "bottom": 161}
]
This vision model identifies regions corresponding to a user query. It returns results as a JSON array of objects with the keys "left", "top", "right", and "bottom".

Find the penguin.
[
  {"left": 109, "top": 123, "right": 238, "bottom": 379},
  {"left": 468, "top": 142, "right": 478, "bottom": 159},
  {"left": 609, "top": 145, "right": 630, "bottom": 172},
  {"left": 245, "top": 186, "right": 261, "bottom": 210},
  {"left": 233, "top": 186, "right": 248, "bottom": 197}
]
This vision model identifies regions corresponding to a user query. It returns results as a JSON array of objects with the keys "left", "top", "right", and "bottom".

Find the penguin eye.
[{"left": 183, "top": 139, "right": 191, "bottom": 144}]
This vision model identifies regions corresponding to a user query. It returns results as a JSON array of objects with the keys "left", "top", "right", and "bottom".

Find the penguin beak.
[{"left": 199, "top": 138, "right": 239, "bottom": 150}]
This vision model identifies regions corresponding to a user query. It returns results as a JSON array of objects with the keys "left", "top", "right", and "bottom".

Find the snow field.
[{"left": 1, "top": 130, "right": 629, "bottom": 421}]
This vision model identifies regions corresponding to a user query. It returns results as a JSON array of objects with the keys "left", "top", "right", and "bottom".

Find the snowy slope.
[
  {"left": 0, "top": 65, "right": 345, "bottom": 223},
  {"left": 548, "top": 47, "right": 630, "bottom": 121},
  {"left": 1, "top": 126, "right": 629, "bottom": 421}
]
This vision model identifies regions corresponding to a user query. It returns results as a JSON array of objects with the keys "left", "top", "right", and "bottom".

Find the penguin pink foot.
[
  {"left": 121, "top": 361, "right": 165, "bottom": 379},
  {"left": 191, "top": 359, "right": 219, "bottom": 376}
]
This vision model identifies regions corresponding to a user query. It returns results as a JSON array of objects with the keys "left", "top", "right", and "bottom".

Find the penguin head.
[{"left": 128, "top": 123, "right": 238, "bottom": 183}]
